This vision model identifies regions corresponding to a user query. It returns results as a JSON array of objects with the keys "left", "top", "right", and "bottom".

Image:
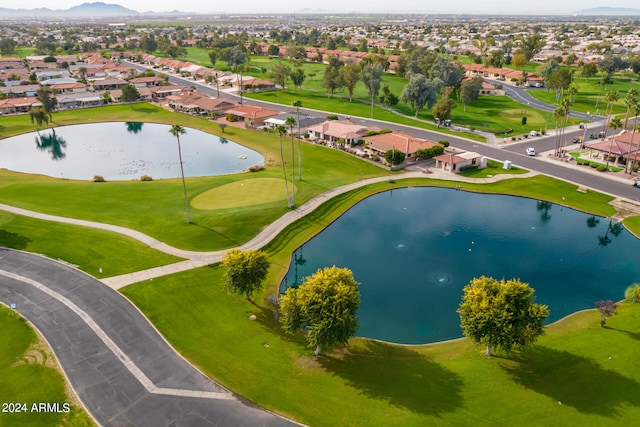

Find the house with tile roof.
[
  {"left": 364, "top": 131, "right": 439, "bottom": 159},
  {"left": 307, "top": 118, "right": 374, "bottom": 145}
]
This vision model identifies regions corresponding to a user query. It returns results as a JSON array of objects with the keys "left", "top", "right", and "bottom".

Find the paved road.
[
  {"left": 122, "top": 60, "right": 640, "bottom": 203},
  {"left": 0, "top": 249, "right": 296, "bottom": 427}
]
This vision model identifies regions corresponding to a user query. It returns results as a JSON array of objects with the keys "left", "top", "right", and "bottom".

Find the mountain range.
[
  {"left": 0, "top": 2, "right": 639, "bottom": 18},
  {"left": 0, "top": 2, "right": 201, "bottom": 18}
]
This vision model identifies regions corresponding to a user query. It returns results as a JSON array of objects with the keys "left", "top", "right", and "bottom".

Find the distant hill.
[
  {"left": 0, "top": 2, "right": 202, "bottom": 18},
  {"left": 575, "top": 6, "right": 640, "bottom": 16}
]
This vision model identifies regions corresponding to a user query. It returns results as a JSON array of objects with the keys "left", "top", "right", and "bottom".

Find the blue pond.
[
  {"left": 0, "top": 122, "right": 263, "bottom": 180},
  {"left": 280, "top": 187, "right": 640, "bottom": 345}
]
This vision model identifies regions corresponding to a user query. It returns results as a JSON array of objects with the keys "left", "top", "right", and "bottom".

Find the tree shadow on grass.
[
  {"left": 317, "top": 340, "right": 464, "bottom": 417},
  {"left": 189, "top": 221, "right": 241, "bottom": 247},
  {"left": 603, "top": 326, "right": 640, "bottom": 342},
  {"left": 500, "top": 346, "right": 640, "bottom": 417},
  {"left": 0, "top": 230, "right": 32, "bottom": 250}
]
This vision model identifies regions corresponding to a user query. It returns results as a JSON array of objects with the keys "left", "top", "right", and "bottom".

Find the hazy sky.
[{"left": 11, "top": 1, "right": 638, "bottom": 15}]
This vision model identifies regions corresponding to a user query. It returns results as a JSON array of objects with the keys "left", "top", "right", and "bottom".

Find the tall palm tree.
[
  {"left": 276, "top": 125, "right": 291, "bottom": 208},
  {"left": 623, "top": 88, "right": 639, "bottom": 130},
  {"left": 292, "top": 100, "right": 303, "bottom": 180},
  {"left": 29, "top": 107, "right": 49, "bottom": 132},
  {"left": 36, "top": 87, "right": 57, "bottom": 122},
  {"left": 557, "top": 97, "right": 572, "bottom": 156},
  {"left": 603, "top": 91, "right": 620, "bottom": 168},
  {"left": 169, "top": 124, "right": 191, "bottom": 223},
  {"left": 625, "top": 101, "right": 640, "bottom": 173},
  {"left": 601, "top": 90, "right": 619, "bottom": 141},
  {"left": 285, "top": 116, "right": 297, "bottom": 206}
]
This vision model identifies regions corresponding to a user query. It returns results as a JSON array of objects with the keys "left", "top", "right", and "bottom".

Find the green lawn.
[
  {"left": 0, "top": 210, "right": 182, "bottom": 278},
  {"left": 0, "top": 306, "right": 95, "bottom": 427},
  {"left": 121, "top": 260, "right": 640, "bottom": 427},
  {"left": 0, "top": 105, "right": 388, "bottom": 251},
  {"left": 458, "top": 159, "right": 528, "bottom": 177}
]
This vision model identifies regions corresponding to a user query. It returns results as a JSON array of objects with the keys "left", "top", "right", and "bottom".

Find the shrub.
[
  {"left": 303, "top": 132, "right": 309, "bottom": 139},
  {"left": 597, "top": 165, "right": 606, "bottom": 172},
  {"left": 633, "top": 166, "right": 639, "bottom": 173},
  {"left": 590, "top": 163, "right": 599, "bottom": 168},
  {"left": 459, "top": 164, "right": 479, "bottom": 171},
  {"left": 226, "top": 113, "right": 238, "bottom": 122},
  {"left": 326, "top": 114, "right": 339, "bottom": 120},
  {"left": 523, "top": 134, "right": 529, "bottom": 139},
  {"left": 625, "top": 283, "right": 640, "bottom": 303},
  {"left": 438, "top": 140, "right": 450, "bottom": 147},
  {"left": 93, "top": 175, "right": 105, "bottom": 182},
  {"left": 140, "top": 174, "right": 153, "bottom": 181},
  {"left": 248, "top": 165, "right": 264, "bottom": 172}
]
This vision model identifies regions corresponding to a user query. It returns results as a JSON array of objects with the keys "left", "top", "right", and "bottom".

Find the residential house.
[
  {"left": 364, "top": 131, "right": 439, "bottom": 159},
  {"left": 0, "top": 97, "right": 41, "bottom": 115},
  {"left": 434, "top": 151, "right": 486, "bottom": 173},
  {"left": 307, "top": 118, "right": 374, "bottom": 145},
  {"left": 224, "top": 105, "right": 280, "bottom": 128}
]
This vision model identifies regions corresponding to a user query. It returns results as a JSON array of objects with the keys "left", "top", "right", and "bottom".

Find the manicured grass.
[
  {"left": 191, "top": 177, "right": 293, "bottom": 209},
  {"left": 0, "top": 210, "right": 182, "bottom": 278},
  {"left": 0, "top": 305, "right": 95, "bottom": 427},
  {"left": 623, "top": 215, "right": 640, "bottom": 238},
  {"left": 0, "top": 105, "right": 388, "bottom": 251},
  {"left": 526, "top": 75, "right": 640, "bottom": 116},
  {"left": 121, "top": 259, "right": 640, "bottom": 426},
  {"left": 458, "top": 159, "right": 528, "bottom": 177}
]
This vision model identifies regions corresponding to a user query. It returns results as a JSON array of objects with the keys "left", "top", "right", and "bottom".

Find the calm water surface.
[
  {"left": 0, "top": 122, "right": 262, "bottom": 180},
  {"left": 281, "top": 187, "right": 640, "bottom": 344}
]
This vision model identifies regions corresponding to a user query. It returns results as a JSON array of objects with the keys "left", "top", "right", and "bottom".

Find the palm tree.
[
  {"left": 169, "top": 124, "right": 191, "bottom": 223},
  {"left": 36, "top": 87, "right": 57, "bottom": 122},
  {"left": 276, "top": 124, "right": 291, "bottom": 208},
  {"left": 601, "top": 90, "right": 619, "bottom": 141},
  {"left": 29, "top": 107, "right": 49, "bottom": 132},
  {"left": 557, "top": 98, "right": 572, "bottom": 156},
  {"left": 623, "top": 89, "right": 639, "bottom": 130},
  {"left": 285, "top": 115, "right": 297, "bottom": 206},
  {"left": 292, "top": 99, "right": 303, "bottom": 181},
  {"left": 625, "top": 102, "right": 640, "bottom": 173}
]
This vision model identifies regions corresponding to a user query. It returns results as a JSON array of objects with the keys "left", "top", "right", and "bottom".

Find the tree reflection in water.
[
  {"left": 35, "top": 129, "right": 67, "bottom": 161},
  {"left": 125, "top": 122, "right": 144, "bottom": 134}
]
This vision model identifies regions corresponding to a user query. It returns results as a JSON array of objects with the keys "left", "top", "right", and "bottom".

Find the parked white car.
[{"left": 526, "top": 147, "right": 536, "bottom": 156}]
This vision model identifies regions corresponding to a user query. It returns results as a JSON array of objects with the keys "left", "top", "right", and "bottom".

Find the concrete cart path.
[
  {"left": 1, "top": 170, "right": 540, "bottom": 289},
  {"left": 0, "top": 248, "right": 297, "bottom": 427}
]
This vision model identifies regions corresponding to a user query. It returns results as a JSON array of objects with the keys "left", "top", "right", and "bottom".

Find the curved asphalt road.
[{"left": 0, "top": 248, "right": 296, "bottom": 427}]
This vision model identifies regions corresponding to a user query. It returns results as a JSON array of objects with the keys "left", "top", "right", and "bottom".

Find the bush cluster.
[
  {"left": 93, "top": 175, "right": 105, "bottom": 182},
  {"left": 415, "top": 145, "right": 445, "bottom": 160},
  {"left": 140, "top": 174, "right": 153, "bottom": 181},
  {"left": 248, "top": 165, "right": 264, "bottom": 172},
  {"left": 438, "top": 140, "right": 450, "bottom": 147}
]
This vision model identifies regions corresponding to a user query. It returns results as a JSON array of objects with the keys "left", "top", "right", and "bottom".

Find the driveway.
[{"left": 0, "top": 248, "right": 296, "bottom": 427}]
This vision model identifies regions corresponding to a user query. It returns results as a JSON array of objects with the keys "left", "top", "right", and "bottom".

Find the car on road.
[
  {"left": 529, "top": 130, "right": 540, "bottom": 137},
  {"left": 526, "top": 147, "right": 536, "bottom": 156}
]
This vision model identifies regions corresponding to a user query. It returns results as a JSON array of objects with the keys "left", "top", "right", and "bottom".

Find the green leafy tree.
[
  {"left": 322, "top": 55, "right": 343, "bottom": 98},
  {"left": 511, "top": 53, "right": 527, "bottom": 69},
  {"left": 547, "top": 68, "right": 572, "bottom": 101},
  {"left": 340, "top": 61, "right": 361, "bottom": 102},
  {"left": 458, "top": 276, "right": 549, "bottom": 357},
  {"left": 459, "top": 76, "right": 483, "bottom": 112},
  {"left": 379, "top": 84, "right": 399, "bottom": 107},
  {"left": 432, "top": 98, "right": 457, "bottom": 122},
  {"left": 0, "top": 38, "right": 16, "bottom": 55},
  {"left": 121, "top": 84, "right": 140, "bottom": 108},
  {"left": 169, "top": 124, "right": 190, "bottom": 223},
  {"left": 400, "top": 73, "right": 437, "bottom": 117},
  {"left": 290, "top": 67, "right": 306, "bottom": 90},
  {"left": 267, "top": 44, "right": 280, "bottom": 56},
  {"left": 361, "top": 63, "right": 383, "bottom": 118},
  {"left": 623, "top": 88, "right": 639, "bottom": 130},
  {"left": 384, "top": 149, "right": 405, "bottom": 166},
  {"left": 515, "top": 33, "right": 545, "bottom": 61},
  {"left": 208, "top": 49, "right": 218, "bottom": 67},
  {"left": 280, "top": 266, "right": 360, "bottom": 355},
  {"left": 580, "top": 62, "right": 598, "bottom": 82},
  {"left": 222, "top": 249, "right": 270, "bottom": 300},
  {"left": 269, "top": 62, "right": 291, "bottom": 90}
]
